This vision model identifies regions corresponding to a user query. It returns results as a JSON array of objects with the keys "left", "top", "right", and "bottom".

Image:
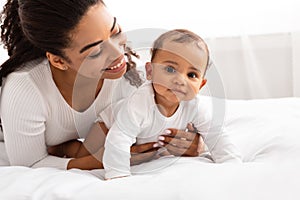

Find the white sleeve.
[
  {"left": 195, "top": 97, "right": 242, "bottom": 163},
  {"left": 201, "top": 126, "right": 242, "bottom": 163},
  {"left": 0, "top": 76, "right": 71, "bottom": 169},
  {"left": 97, "top": 76, "right": 139, "bottom": 128},
  {"left": 103, "top": 123, "right": 135, "bottom": 179},
  {"left": 98, "top": 99, "right": 125, "bottom": 129},
  {"left": 102, "top": 96, "right": 146, "bottom": 179}
]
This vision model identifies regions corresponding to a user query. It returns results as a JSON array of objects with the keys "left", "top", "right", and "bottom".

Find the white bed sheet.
[{"left": 0, "top": 97, "right": 299, "bottom": 200}]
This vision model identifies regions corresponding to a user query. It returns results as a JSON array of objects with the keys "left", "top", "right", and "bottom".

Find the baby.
[{"left": 101, "top": 29, "right": 242, "bottom": 179}]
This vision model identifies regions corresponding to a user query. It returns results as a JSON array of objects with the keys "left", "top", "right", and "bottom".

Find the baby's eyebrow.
[
  {"left": 189, "top": 66, "right": 202, "bottom": 72},
  {"left": 163, "top": 60, "right": 178, "bottom": 65}
]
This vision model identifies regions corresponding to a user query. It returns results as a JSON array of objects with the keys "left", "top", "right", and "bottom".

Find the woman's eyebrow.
[
  {"left": 79, "top": 17, "right": 117, "bottom": 54},
  {"left": 79, "top": 40, "right": 103, "bottom": 54},
  {"left": 110, "top": 17, "right": 117, "bottom": 32}
]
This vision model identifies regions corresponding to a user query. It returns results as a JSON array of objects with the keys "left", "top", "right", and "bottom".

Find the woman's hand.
[
  {"left": 158, "top": 123, "right": 205, "bottom": 157},
  {"left": 130, "top": 142, "right": 160, "bottom": 166},
  {"left": 47, "top": 144, "right": 65, "bottom": 157},
  {"left": 47, "top": 139, "right": 83, "bottom": 158}
]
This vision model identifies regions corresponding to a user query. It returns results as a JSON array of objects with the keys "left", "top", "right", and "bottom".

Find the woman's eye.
[
  {"left": 112, "top": 30, "right": 122, "bottom": 38},
  {"left": 165, "top": 66, "right": 176, "bottom": 73},
  {"left": 188, "top": 72, "right": 198, "bottom": 78},
  {"left": 111, "top": 29, "right": 124, "bottom": 41},
  {"left": 88, "top": 49, "right": 102, "bottom": 59}
]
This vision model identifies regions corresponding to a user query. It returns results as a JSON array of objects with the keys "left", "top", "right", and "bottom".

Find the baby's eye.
[
  {"left": 165, "top": 66, "right": 176, "bottom": 73},
  {"left": 187, "top": 72, "right": 198, "bottom": 78}
]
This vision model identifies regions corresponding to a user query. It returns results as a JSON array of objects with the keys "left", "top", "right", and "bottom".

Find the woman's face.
[{"left": 64, "top": 3, "right": 127, "bottom": 79}]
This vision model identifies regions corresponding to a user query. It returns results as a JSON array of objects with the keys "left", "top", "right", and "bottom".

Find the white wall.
[
  {"left": 1, "top": 0, "right": 299, "bottom": 63},
  {"left": 0, "top": 0, "right": 299, "bottom": 99},
  {"left": 106, "top": 0, "right": 300, "bottom": 37}
]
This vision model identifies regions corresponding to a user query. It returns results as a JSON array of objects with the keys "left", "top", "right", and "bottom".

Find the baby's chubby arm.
[
  {"left": 194, "top": 96, "right": 242, "bottom": 163},
  {"left": 201, "top": 125, "right": 242, "bottom": 163},
  {"left": 103, "top": 122, "right": 136, "bottom": 179}
]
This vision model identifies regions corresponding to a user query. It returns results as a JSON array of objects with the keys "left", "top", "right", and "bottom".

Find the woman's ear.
[
  {"left": 145, "top": 62, "right": 153, "bottom": 80},
  {"left": 46, "top": 52, "right": 69, "bottom": 71}
]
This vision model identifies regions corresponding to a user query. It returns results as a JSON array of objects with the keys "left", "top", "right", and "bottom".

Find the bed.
[
  {"left": 0, "top": 97, "right": 299, "bottom": 200},
  {"left": 0, "top": 25, "right": 299, "bottom": 199}
]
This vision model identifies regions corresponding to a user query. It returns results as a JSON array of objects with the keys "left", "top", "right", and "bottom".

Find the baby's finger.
[{"left": 186, "top": 122, "right": 196, "bottom": 132}]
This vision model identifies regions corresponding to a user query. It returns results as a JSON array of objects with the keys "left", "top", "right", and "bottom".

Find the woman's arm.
[
  {"left": 49, "top": 121, "right": 161, "bottom": 170},
  {"left": 48, "top": 122, "right": 108, "bottom": 158},
  {"left": 1, "top": 75, "right": 72, "bottom": 169},
  {"left": 65, "top": 142, "right": 161, "bottom": 170}
]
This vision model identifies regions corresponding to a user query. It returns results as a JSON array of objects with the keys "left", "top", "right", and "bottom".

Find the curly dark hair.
[{"left": 0, "top": 0, "right": 142, "bottom": 86}]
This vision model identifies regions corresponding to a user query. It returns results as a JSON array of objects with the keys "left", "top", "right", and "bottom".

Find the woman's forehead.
[{"left": 68, "top": 3, "right": 115, "bottom": 50}]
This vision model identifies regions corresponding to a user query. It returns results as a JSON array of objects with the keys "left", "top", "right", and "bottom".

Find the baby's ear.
[
  {"left": 199, "top": 79, "right": 207, "bottom": 90},
  {"left": 145, "top": 62, "right": 153, "bottom": 80}
]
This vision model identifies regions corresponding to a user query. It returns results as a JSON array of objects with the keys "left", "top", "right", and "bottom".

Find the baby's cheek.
[{"left": 189, "top": 84, "right": 201, "bottom": 95}]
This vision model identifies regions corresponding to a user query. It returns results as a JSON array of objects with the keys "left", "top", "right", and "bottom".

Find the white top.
[
  {"left": 101, "top": 82, "right": 242, "bottom": 179},
  {"left": 0, "top": 58, "right": 137, "bottom": 169}
]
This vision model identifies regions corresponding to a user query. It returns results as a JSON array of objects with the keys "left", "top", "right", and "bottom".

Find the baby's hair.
[{"left": 150, "top": 29, "right": 211, "bottom": 77}]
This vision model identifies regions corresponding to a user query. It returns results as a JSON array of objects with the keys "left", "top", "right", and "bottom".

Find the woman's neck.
[{"left": 50, "top": 65, "right": 103, "bottom": 112}]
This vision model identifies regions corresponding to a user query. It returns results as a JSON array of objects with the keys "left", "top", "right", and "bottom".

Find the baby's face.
[{"left": 150, "top": 42, "right": 207, "bottom": 104}]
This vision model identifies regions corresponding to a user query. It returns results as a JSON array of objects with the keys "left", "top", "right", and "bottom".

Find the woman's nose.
[
  {"left": 107, "top": 39, "right": 124, "bottom": 57},
  {"left": 103, "top": 39, "right": 125, "bottom": 65}
]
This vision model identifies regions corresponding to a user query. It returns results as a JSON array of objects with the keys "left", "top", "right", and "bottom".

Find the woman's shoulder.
[
  {"left": 1, "top": 58, "right": 52, "bottom": 99},
  {"left": 4, "top": 58, "right": 50, "bottom": 83}
]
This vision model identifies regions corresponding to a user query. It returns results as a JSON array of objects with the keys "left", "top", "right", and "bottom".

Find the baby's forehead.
[
  {"left": 159, "top": 41, "right": 208, "bottom": 65},
  {"left": 161, "top": 38, "right": 207, "bottom": 52}
]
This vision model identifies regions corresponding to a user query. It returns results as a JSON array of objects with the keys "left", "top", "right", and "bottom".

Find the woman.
[{"left": 0, "top": 0, "right": 202, "bottom": 170}]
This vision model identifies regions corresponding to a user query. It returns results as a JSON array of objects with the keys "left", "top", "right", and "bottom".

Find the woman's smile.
[{"left": 103, "top": 57, "right": 126, "bottom": 73}]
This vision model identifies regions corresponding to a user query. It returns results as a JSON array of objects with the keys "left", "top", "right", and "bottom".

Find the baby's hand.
[{"left": 158, "top": 123, "right": 204, "bottom": 157}]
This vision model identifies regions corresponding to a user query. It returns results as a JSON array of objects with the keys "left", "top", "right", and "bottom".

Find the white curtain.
[
  {"left": 292, "top": 32, "right": 300, "bottom": 97},
  {"left": 203, "top": 31, "right": 300, "bottom": 99}
]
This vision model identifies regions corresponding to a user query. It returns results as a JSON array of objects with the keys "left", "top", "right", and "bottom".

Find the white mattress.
[{"left": 0, "top": 97, "right": 300, "bottom": 200}]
